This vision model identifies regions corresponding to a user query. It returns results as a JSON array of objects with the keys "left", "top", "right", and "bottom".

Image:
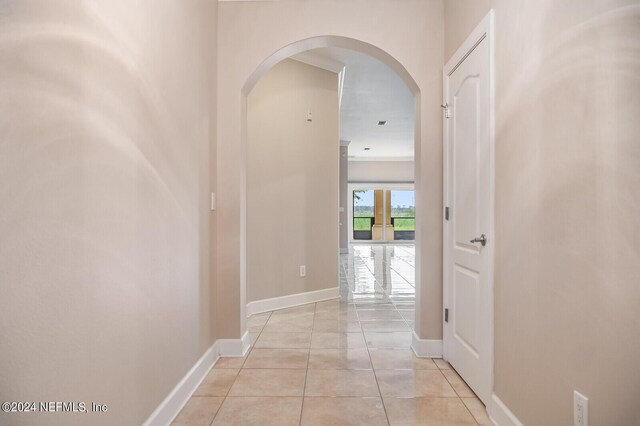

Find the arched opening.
[{"left": 239, "top": 35, "right": 423, "bottom": 346}]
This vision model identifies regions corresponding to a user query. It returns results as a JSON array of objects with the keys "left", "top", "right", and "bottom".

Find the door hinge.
[
  {"left": 445, "top": 206, "right": 450, "bottom": 221},
  {"left": 441, "top": 103, "right": 451, "bottom": 119},
  {"left": 444, "top": 308, "right": 449, "bottom": 323}
]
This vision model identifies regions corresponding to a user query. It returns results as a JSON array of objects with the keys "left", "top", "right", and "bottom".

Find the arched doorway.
[{"left": 238, "top": 36, "right": 423, "bottom": 349}]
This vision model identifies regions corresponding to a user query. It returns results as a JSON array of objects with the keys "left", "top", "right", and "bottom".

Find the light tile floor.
[{"left": 173, "top": 244, "right": 492, "bottom": 425}]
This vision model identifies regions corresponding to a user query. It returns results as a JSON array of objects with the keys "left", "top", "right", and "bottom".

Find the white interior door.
[{"left": 443, "top": 12, "right": 494, "bottom": 405}]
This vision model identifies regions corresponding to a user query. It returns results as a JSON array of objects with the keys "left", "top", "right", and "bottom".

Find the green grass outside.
[
  {"left": 354, "top": 217, "right": 373, "bottom": 231},
  {"left": 353, "top": 217, "right": 415, "bottom": 231},
  {"left": 392, "top": 218, "right": 415, "bottom": 231}
]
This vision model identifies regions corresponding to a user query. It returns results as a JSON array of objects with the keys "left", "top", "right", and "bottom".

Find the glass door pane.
[
  {"left": 391, "top": 190, "right": 415, "bottom": 240},
  {"left": 353, "top": 190, "right": 374, "bottom": 240}
]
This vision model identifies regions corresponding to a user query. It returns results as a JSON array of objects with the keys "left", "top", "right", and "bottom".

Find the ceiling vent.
[{"left": 377, "top": 120, "right": 387, "bottom": 126}]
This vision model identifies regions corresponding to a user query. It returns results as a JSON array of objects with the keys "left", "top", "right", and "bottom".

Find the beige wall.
[
  {"left": 444, "top": 0, "right": 491, "bottom": 61},
  {"left": 446, "top": 1, "right": 640, "bottom": 424},
  {"left": 247, "top": 59, "right": 339, "bottom": 302},
  {"left": 217, "top": 0, "right": 445, "bottom": 340},
  {"left": 0, "top": 1, "right": 218, "bottom": 425},
  {"left": 348, "top": 160, "right": 415, "bottom": 183}
]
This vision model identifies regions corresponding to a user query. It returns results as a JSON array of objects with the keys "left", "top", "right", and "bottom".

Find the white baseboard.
[
  {"left": 410, "top": 331, "right": 443, "bottom": 358},
  {"left": 246, "top": 286, "right": 339, "bottom": 316},
  {"left": 489, "top": 393, "right": 523, "bottom": 426},
  {"left": 144, "top": 331, "right": 252, "bottom": 426},
  {"left": 143, "top": 342, "right": 220, "bottom": 426},
  {"left": 218, "top": 331, "right": 251, "bottom": 357}
]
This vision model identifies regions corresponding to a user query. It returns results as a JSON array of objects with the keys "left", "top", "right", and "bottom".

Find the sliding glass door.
[
  {"left": 353, "top": 190, "right": 375, "bottom": 240},
  {"left": 390, "top": 190, "right": 415, "bottom": 240},
  {"left": 350, "top": 185, "right": 414, "bottom": 242}
]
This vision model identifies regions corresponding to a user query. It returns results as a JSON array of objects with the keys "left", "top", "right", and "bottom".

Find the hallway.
[{"left": 173, "top": 245, "right": 491, "bottom": 425}]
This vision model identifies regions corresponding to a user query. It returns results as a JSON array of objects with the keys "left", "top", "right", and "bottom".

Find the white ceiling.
[{"left": 308, "top": 47, "right": 414, "bottom": 161}]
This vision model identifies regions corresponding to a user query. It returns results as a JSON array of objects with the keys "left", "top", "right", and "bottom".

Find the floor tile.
[
  {"left": 212, "top": 397, "right": 302, "bottom": 426},
  {"left": 356, "top": 303, "right": 397, "bottom": 310},
  {"left": 181, "top": 245, "right": 485, "bottom": 425},
  {"left": 255, "top": 332, "right": 312, "bottom": 348},
  {"left": 369, "top": 349, "right": 438, "bottom": 370},
  {"left": 434, "top": 359, "right": 451, "bottom": 370},
  {"left": 263, "top": 316, "right": 314, "bottom": 332},
  {"left": 248, "top": 313, "right": 271, "bottom": 332},
  {"left": 249, "top": 332, "right": 260, "bottom": 344},
  {"left": 308, "top": 348, "right": 372, "bottom": 370},
  {"left": 360, "top": 320, "right": 410, "bottom": 332},
  {"left": 375, "top": 370, "right": 457, "bottom": 397},
  {"left": 243, "top": 348, "right": 309, "bottom": 369},
  {"left": 315, "top": 300, "right": 356, "bottom": 311},
  {"left": 313, "top": 319, "right": 362, "bottom": 332},
  {"left": 305, "top": 369, "right": 379, "bottom": 397},
  {"left": 364, "top": 331, "right": 412, "bottom": 348},
  {"left": 462, "top": 397, "right": 493, "bottom": 426},
  {"left": 172, "top": 396, "right": 224, "bottom": 425},
  {"left": 270, "top": 304, "right": 316, "bottom": 317},
  {"left": 442, "top": 369, "right": 476, "bottom": 397},
  {"left": 310, "top": 332, "right": 366, "bottom": 349},
  {"left": 301, "top": 397, "right": 388, "bottom": 426},
  {"left": 249, "top": 312, "right": 272, "bottom": 321},
  {"left": 384, "top": 397, "right": 477, "bottom": 425},
  {"left": 228, "top": 369, "right": 306, "bottom": 396},
  {"left": 353, "top": 297, "right": 391, "bottom": 305},
  {"left": 314, "top": 310, "right": 359, "bottom": 321},
  {"left": 214, "top": 356, "right": 246, "bottom": 369},
  {"left": 358, "top": 309, "right": 404, "bottom": 321},
  {"left": 393, "top": 303, "right": 415, "bottom": 309},
  {"left": 193, "top": 369, "right": 238, "bottom": 396}
]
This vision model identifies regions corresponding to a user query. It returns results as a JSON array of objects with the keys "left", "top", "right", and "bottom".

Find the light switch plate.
[{"left": 210, "top": 192, "right": 216, "bottom": 211}]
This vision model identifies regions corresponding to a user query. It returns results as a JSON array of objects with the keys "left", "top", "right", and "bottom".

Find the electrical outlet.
[
  {"left": 299, "top": 265, "right": 306, "bottom": 277},
  {"left": 574, "top": 391, "right": 588, "bottom": 426}
]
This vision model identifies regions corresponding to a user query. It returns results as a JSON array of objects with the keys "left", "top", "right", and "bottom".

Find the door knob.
[{"left": 470, "top": 234, "right": 487, "bottom": 246}]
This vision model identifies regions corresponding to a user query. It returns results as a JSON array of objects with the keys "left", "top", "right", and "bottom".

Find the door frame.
[
  {"left": 348, "top": 183, "right": 415, "bottom": 243},
  {"left": 442, "top": 10, "right": 495, "bottom": 402}
]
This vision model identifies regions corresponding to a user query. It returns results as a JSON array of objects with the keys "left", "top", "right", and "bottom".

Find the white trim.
[
  {"left": 340, "top": 248, "right": 349, "bottom": 254},
  {"left": 410, "top": 331, "right": 443, "bottom": 358},
  {"left": 218, "top": 331, "right": 251, "bottom": 357},
  {"left": 338, "top": 67, "right": 345, "bottom": 109},
  {"left": 246, "top": 287, "right": 339, "bottom": 316},
  {"left": 142, "top": 342, "right": 220, "bottom": 426},
  {"left": 489, "top": 394, "right": 524, "bottom": 426},
  {"left": 442, "top": 9, "right": 495, "bottom": 405},
  {"left": 291, "top": 51, "right": 345, "bottom": 74}
]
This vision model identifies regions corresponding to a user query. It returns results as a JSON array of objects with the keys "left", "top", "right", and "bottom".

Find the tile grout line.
[
  {"left": 209, "top": 310, "right": 272, "bottom": 425},
  {"left": 355, "top": 295, "right": 392, "bottom": 426},
  {"left": 207, "top": 367, "right": 239, "bottom": 425},
  {"left": 459, "top": 397, "right": 483, "bottom": 426},
  {"left": 439, "top": 364, "right": 482, "bottom": 425},
  {"left": 297, "top": 302, "right": 316, "bottom": 426}
]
